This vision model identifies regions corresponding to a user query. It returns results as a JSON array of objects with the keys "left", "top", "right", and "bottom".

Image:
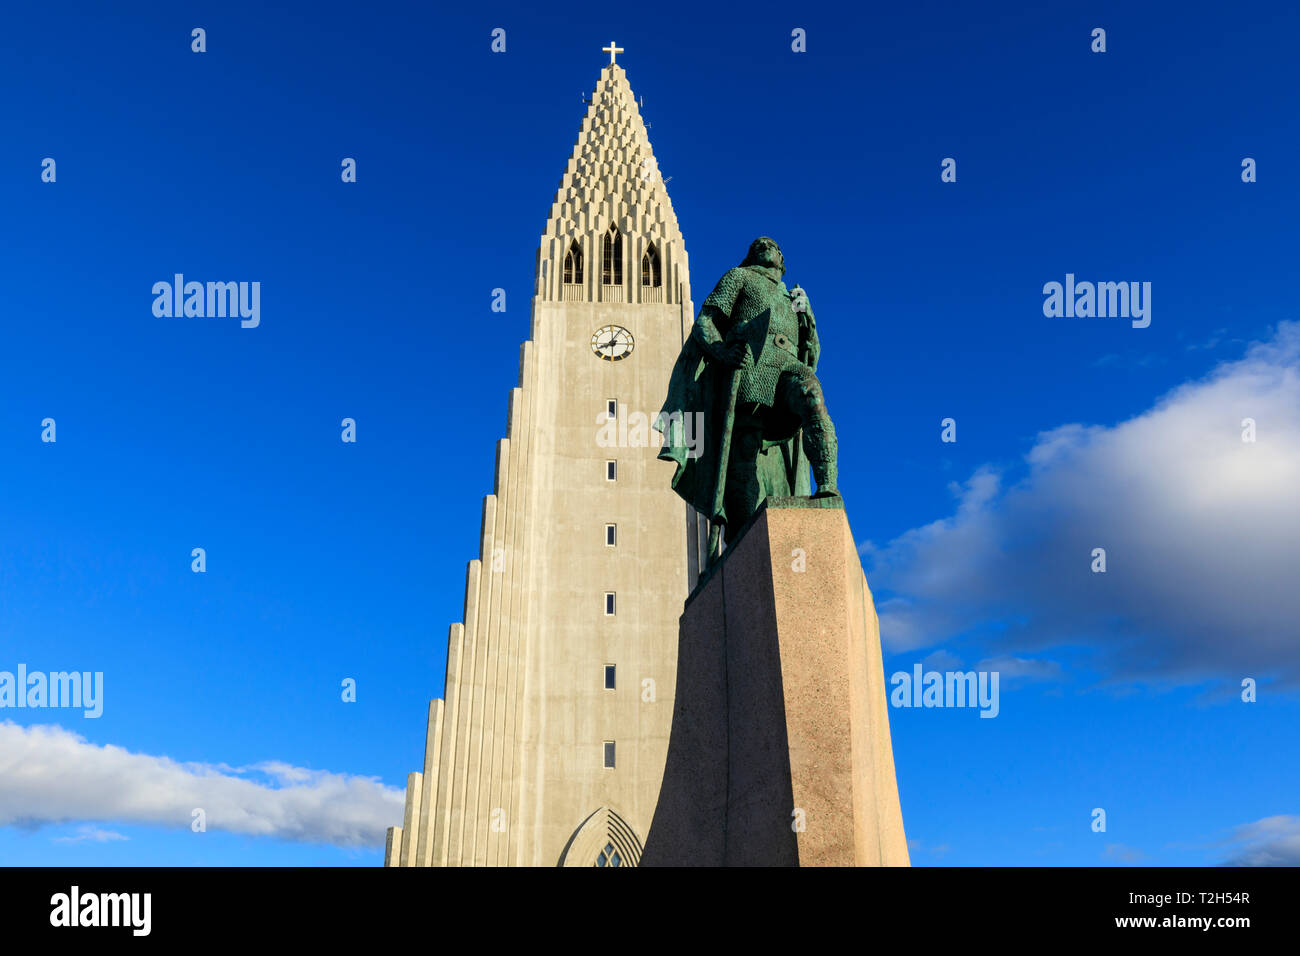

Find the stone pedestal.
[{"left": 641, "top": 497, "right": 909, "bottom": 867}]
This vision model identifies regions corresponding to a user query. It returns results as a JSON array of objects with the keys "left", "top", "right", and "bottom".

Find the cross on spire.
[{"left": 602, "top": 41, "right": 624, "bottom": 64}]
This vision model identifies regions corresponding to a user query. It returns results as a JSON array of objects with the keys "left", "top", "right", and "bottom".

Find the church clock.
[{"left": 591, "top": 325, "right": 635, "bottom": 362}]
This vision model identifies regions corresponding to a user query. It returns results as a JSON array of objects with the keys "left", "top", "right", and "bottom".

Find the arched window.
[
  {"left": 594, "top": 842, "right": 623, "bottom": 867},
  {"left": 641, "top": 243, "right": 661, "bottom": 287},
  {"left": 563, "top": 241, "right": 583, "bottom": 284},
  {"left": 602, "top": 227, "right": 623, "bottom": 285},
  {"left": 558, "top": 806, "right": 645, "bottom": 868}
]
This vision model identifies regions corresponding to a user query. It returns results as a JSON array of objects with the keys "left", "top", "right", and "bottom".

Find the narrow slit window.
[
  {"left": 602, "top": 227, "right": 623, "bottom": 285},
  {"left": 606, "top": 460, "right": 617, "bottom": 481},
  {"left": 605, "top": 524, "right": 616, "bottom": 547},
  {"left": 604, "top": 592, "right": 616, "bottom": 616},
  {"left": 604, "top": 665, "right": 616, "bottom": 690},
  {"left": 641, "top": 242, "right": 661, "bottom": 287},
  {"left": 607, "top": 399, "right": 617, "bottom": 419},
  {"left": 603, "top": 741, "right": 616, "bottom": 768},
  {"left": 563, "top": 240, "right": 583, "bottom": 284}
]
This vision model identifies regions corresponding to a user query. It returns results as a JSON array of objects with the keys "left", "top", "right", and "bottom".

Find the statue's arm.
[
  {"left": 691, "top": 268, "right": 745, "bottom": 363},
  {"left": 794, "top": 289, "right": 821, "bottom": 370},
  {"left": 800, "top": 311, "right": 821, "bottom": 370}
]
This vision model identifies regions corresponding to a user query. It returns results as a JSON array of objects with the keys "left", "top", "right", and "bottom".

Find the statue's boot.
[{"left": 803, "top": 416, "right": 840, "bottom": 497}]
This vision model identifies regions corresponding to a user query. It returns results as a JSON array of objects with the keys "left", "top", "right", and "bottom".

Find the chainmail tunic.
[{"left": 691, "top": 265, "right": 816, "bottom": 407}]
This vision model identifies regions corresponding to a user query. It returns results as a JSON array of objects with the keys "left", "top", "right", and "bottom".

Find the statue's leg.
[
  {"left": 722, "top": 415, "right": 766, "bottom": 545},
  {"left": 707, "top": 523, "right": 724, "bottom": 565},
  {"left": 784, "top": 371, "right": 839, "bottom": 496}
]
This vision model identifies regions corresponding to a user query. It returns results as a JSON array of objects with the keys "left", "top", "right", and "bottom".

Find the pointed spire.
[{"left": 537, "top": 57, "right": 689, "bottom": 303}]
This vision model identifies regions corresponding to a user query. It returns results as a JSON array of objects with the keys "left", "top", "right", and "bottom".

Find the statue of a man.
[{"left": 657, "top": 237, "right": 839, "bottom": 562}]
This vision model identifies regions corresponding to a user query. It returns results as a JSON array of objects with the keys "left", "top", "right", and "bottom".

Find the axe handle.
[{"left": 708, "top": 361, "right": 744, "bottom": 560}]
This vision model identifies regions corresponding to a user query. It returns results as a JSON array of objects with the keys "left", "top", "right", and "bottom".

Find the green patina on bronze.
[{"left": 657, "top": 237, "right": 841, "bottom": 564}]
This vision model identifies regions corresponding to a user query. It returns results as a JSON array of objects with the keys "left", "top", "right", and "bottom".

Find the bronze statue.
[{"left": 657, "top": 237, "right": 839, "bottom": 564}]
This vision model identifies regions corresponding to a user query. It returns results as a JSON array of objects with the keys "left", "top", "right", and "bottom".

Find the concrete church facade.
[{"left": 385, "top": 51, "right": 706, "bottom": 867}]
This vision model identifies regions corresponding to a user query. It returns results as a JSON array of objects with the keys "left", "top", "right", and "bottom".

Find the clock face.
[{"left": 591, "top": 325, "right": 635, "bottom": 362}]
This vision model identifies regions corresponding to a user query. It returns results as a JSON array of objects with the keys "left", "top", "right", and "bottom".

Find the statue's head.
[{"left": 741, "top": 237, "right": 785, "bottom": 276}]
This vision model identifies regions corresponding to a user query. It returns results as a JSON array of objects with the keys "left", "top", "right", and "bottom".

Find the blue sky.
[{"left": 2, "top": 0, "right": 1297, "bottom": 866}]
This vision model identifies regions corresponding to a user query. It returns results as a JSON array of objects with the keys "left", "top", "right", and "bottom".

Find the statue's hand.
[
  {"left": 719, "top": 340, "right": 751, "bottom": 369},
  {"left": 789, "top": 285, "right": 810, "bottom": 315}
]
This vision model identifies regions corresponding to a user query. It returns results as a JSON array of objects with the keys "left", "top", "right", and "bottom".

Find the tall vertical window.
[
  {"left": 606, "top": 399, "right": 617, "bottom": 419},
  {"left": 563, "top": 240, "right": 583, "bottom": 284},
  {"left": 605, "top": 524, "right": 616, "bottom": 547},
  {"left": 603, "top": 741, "right": 616, "bottom": 769},
  {"left": 604, "top": 665, "right": 616, "bottom": 690},
  {"left": 641, "top": 242, "right": 661, "bottom": 287},
  {"left": 604, "top": 592, "right": 616, "bottom": 615},
  {"left": 606, "top": 460, "right": 617, "bottom": 481},
  {"left": 602, "top": 227, "right": 623, "bottom": 285}
]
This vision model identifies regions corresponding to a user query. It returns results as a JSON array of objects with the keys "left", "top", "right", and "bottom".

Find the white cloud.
[
  {"left": 865, "top": 322, "right": 1300, "bottom": 687},
  {"left": 0, "top": 722, "right": 404, "bottom": 848},
  {"left": 974, "top": 656, "right": 1064, "bottom": 683},
  {"left": 1221, "top": 815, "right": 1300, "bottom": 866},
  {"left": 919, "top": 649, "right": 963, "bottom": 671},
  {"left": 1102, "top": 842, "right": 1146, "bottom": 863},
  {"left": 52, "top": 825, "right": 129, "bottom": 844},
  {"left": 906, "top": 838, "right": 951, "bottom": 857}
]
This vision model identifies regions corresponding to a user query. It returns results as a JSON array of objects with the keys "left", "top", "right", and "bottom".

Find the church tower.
[{"left": 385, "top": 47, "right": 705, "bottom": 867}]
